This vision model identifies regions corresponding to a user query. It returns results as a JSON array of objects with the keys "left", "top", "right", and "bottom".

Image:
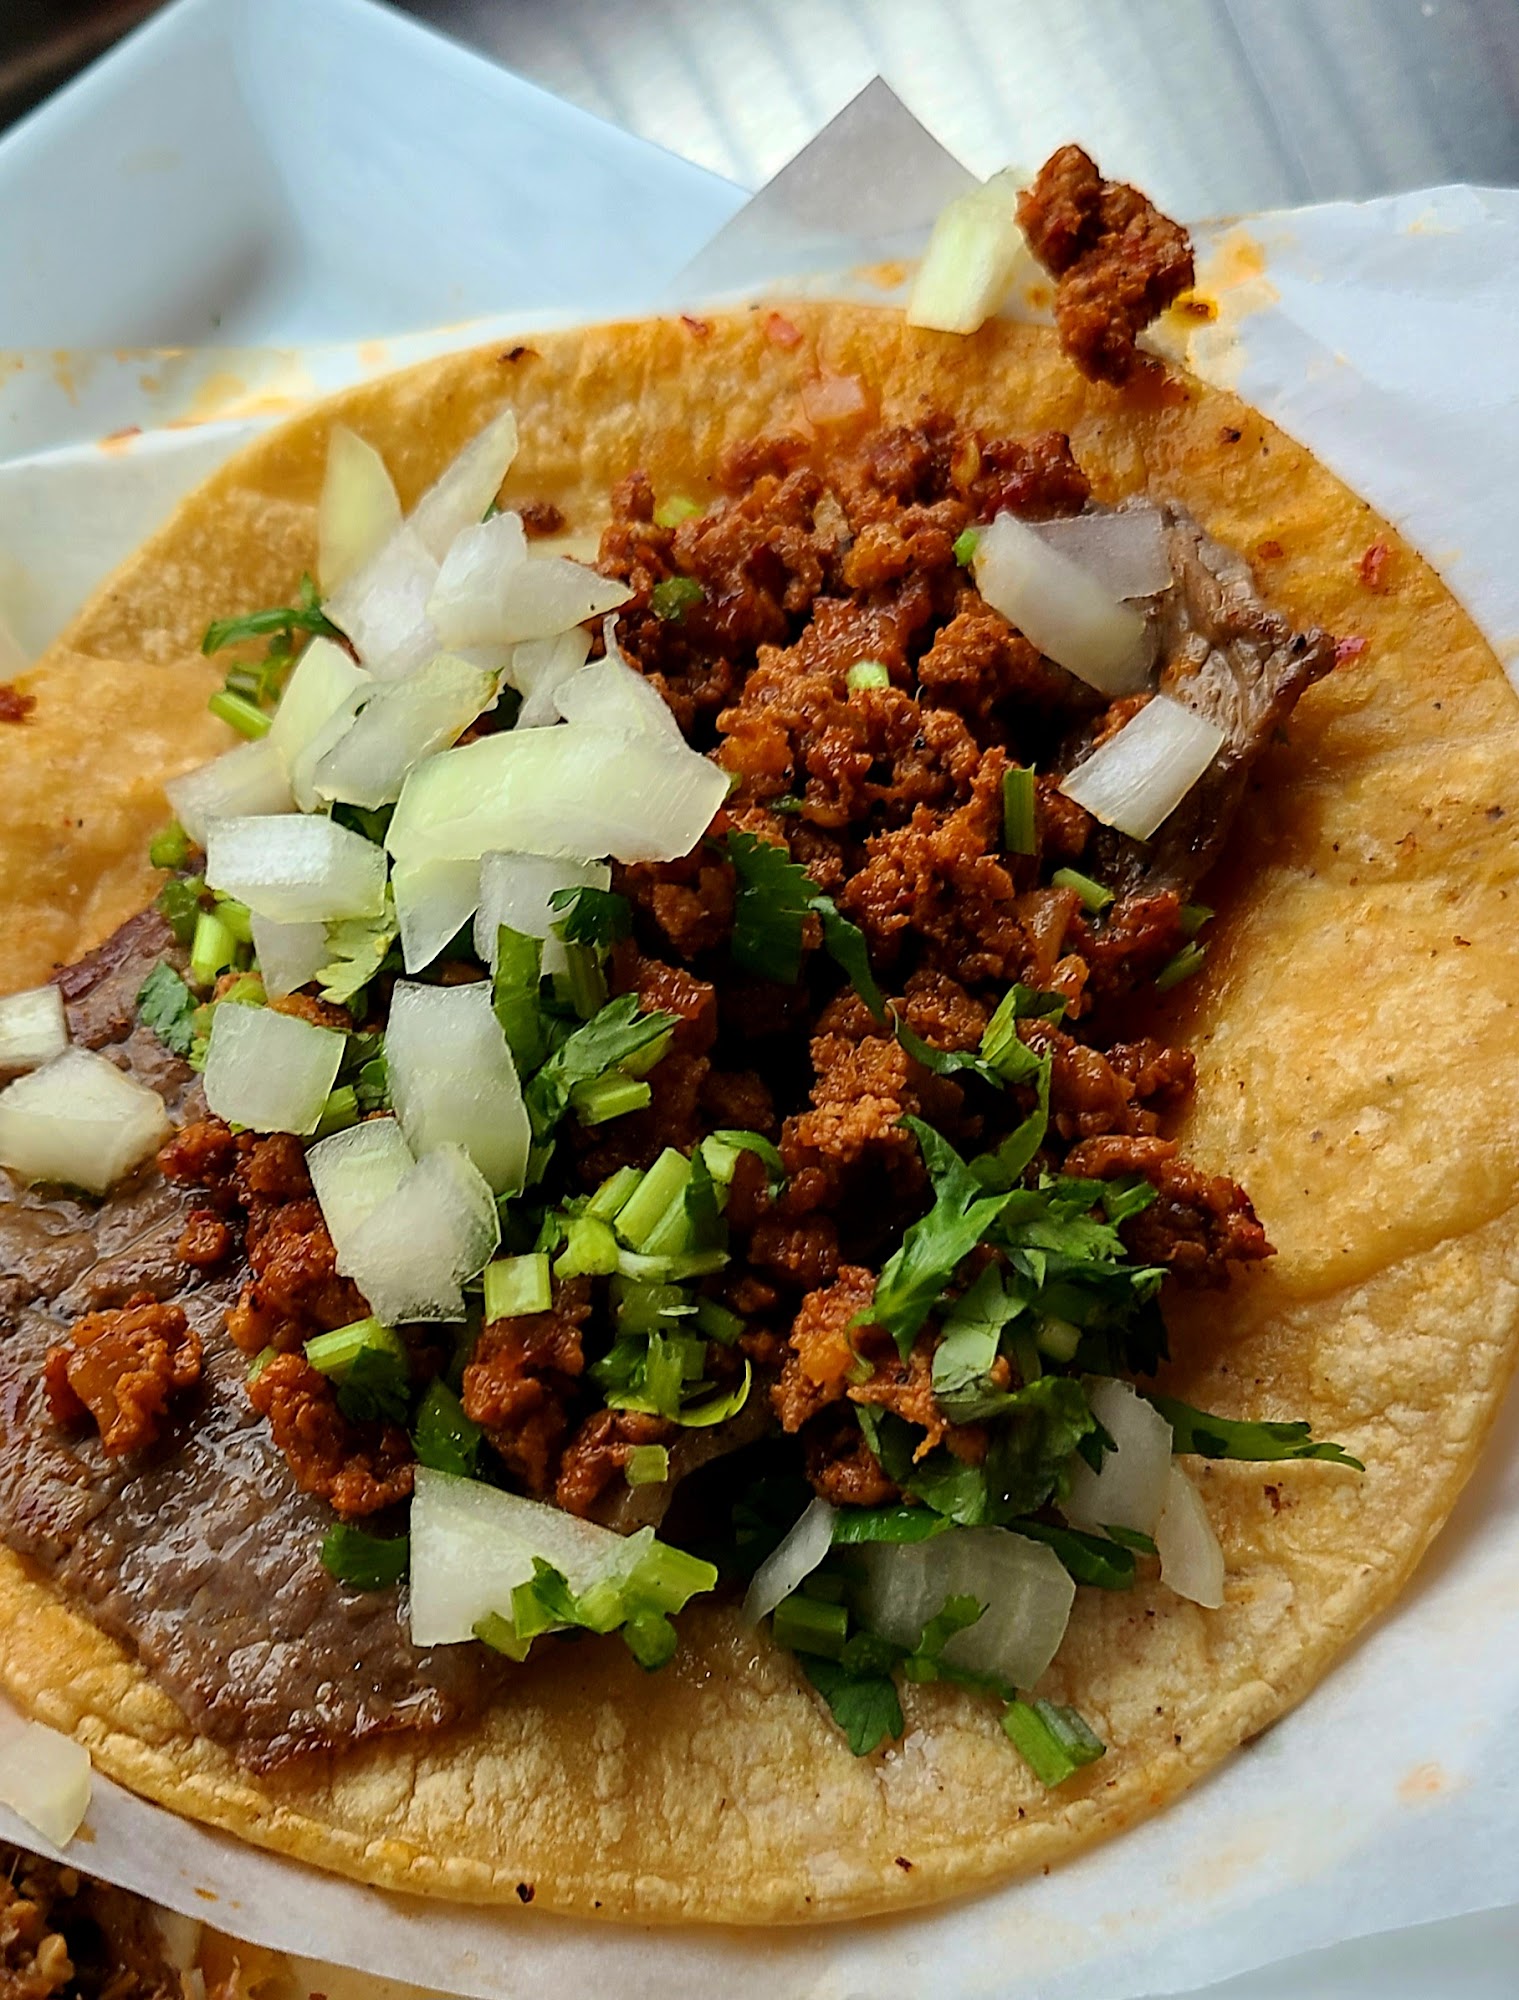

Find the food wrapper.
[{"left": 3, "top": 81, "right": 1519, "bottom": 2000}]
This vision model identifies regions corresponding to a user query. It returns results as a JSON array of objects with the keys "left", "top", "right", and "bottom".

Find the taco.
[{"left": 0, "top": 150, "right": 1516, "bottom": 1924}]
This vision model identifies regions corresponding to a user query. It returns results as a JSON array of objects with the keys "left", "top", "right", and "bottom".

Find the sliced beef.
[{"left": 0, "top": 912, "right": 493, "bottom": 1770}]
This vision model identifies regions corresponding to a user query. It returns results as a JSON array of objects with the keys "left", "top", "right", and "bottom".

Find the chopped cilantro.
[
  {"left": 316, "top": 890, "right": 398, "bottom": 1010},
  {"left": 492, "top": 926, "right": 548, "bottom": 1075},
  {"left": 335, "top": 1343, "right": 411, "bottom": 1426},
  {"left": 953, "top": 527, "right": 980, "bottom": 566},
  {"left": 829, "top": 1505, "right": 950, "bottom": 1545},
  {"left": 156, "top": 873, "right": 205, "bottom": 946},
  {"left": 320, "top": 1524, "right": 408, "bottom": 1591},
  {"left": 799, "top": 1652, "right": 904, "bottom": 1756},
  {"left": 136, "top": 961, "right": 197, "bottom": 1057},
  {"left": 523, "top": 994, "right": 676, "bottom": 1174},
  {"left": 548, "top": 884, "right": 632, "bottom": 948},
  {"left": 1156, "top": 941, "right": 1207, "bottom": 992},
  {"left": 726, "top": 831, "right": 886, "bottom": 1018},
  {"left": 894, "top": 1015, "right": 1005, "bottom": 1090},
  {"left": 413, "top": 1379, "right": 484, "bottom": 1478},
  {"left": 1011, "top": 1519, "right": 1137, "bottom": 1589},
  {"left": 1153, "top": 1397, "right": 1363, "bottom": 1468},
  {"left": 865, "top": 1118, "right": 1015, "bottom": 1353},
  {"left": 203, "top": 574, "right": 341, "bottom": 657}
]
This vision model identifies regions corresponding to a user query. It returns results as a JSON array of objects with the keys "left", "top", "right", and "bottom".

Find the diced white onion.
[
  {"left": 1155, "top": 1461, "right": 1225, "bottom": 1608},
  {"left": 742, "top": 1496, "right": 836, "bottom": 1625},
  {"left": 0, "top": 984, "right": 67, "bottom": 1072},
  {"left": 385, "top": 980, "right": 530, "bottom": 1196},
  {"left": 1058, "top": 693, "right": 1226, "bottom": 841},
  {"left": 510, "top": 628, "right": 592, "bottom": 728},
  {"left": 325, "top": 523, "right": 441, "bottom": 683},
  {"left": 410, "top": 1466, "right": 644, "bottom": 1647},
  {"left": 202, "top": 1003, "right": 345, "bottom": 1135},
  {"left": 974, "top": 509, "right": 1151, "bottom": 696},
  {"left": 165, "top": 737, "right": 293, "bottom": 846},
  {"left": 0, "top": 1047, "right": 168, "bottom": 1194},
  {"left": 0, "top": 1717, "right": 91, "bottom": 1848},
  {"left": 1062, "top": 1378, "right": 1174, "bottom": 1536},
  {"left": 388, "top": 724, "right": 728, "bottom": 868},
  {"left": 150, "top": 1911, "right": 204, "bottom": 1976},
  {"left": 339, "top": 1142, "right": 500, "bottom": 1324},
  {"left": 318, "top": 424, "right": 402, "bottom": 592},
  {"left": 408, "top": 409, "right": 520, "bottom": 563},
  {"left": 429, "top": 513, "right": 630, "bottom": 651},
  {"left": 249, "top": 916, "right": 328, "bottom": 998},
  {"left": 393, "top": 856, "right": 481, "bottom": 973},
  {"left": 311, "top": 654, "right": 499, "bottom": 809},
  {"left": 852, "top": 1527, "right": 1075, "bottom": 1690},
  {"left": 553, "top": 635, "right": 679, "bottom": 741},
  {"left": 204, "top": 814, "right": 387, "bottom": 924},
  {"left": 1034, "top": 508, "right": 1171, "bottom": 600},
  {"left": 473, "top": 851, "right": 611, "bottom": 976},
  {"left": 307, "top": 1116, "right": 414, "bottom": 1257},
  {"left": 268, "top": 636, "right": 372, "bottom": 808},
  {"left": 907, "top": 167, "right": 1034, "bottom": 335}
]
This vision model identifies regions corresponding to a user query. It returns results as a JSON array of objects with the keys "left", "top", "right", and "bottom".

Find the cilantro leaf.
[
  {"left": 1153, "top": 1396, "right": 1363, "bottom": 1469},
  {"left": 412, "top": 1379, "right": 483, "bottom": 1478},
  {"left": 203, "top": 575, "right": 341, "bottom": 656},
  {"left": 335, "top": 1343, "right": 411, "bottom": 1426},
  {"left": 813, "top": 897, "right": 886, "bottom": 1020},
  {"left": 727, "top": 830, "right": 813, "bottom": 982},
  {"left": 492, "top": 926, "right": 548, "bottom": 1074},
  {"left": 316, "top": 890, "right": 398, "bottom": 1009},
  {"left": 894, "top": 1015, "right": 1005, "bottom": 1088},
  {"left": 136, "top": 961, "right": 197, "bottom": 1057},
  {"left": 524, "top": 994, "right": 677, "bottom": 1149},
  {"left": 320, "top": 1524, "right": 408, "bottom": 1591},
  {"left": 930, "top": 1264, "right": 1024, "bottom": 1422},
  {"left": 859, "top": 1378, "right": 1097, "bottom": 1526},
  {"left": 900, "top": 1593, "right": 985, "bottom": 1682},
  {"left": 549, "top": 884, "right": 633, "bottom": 948},
  {"left": 1011, "top": 1519, "right": 1137, "bottom": 1590},
  {"left": 865, "top": 1118, "right": 1013, "bottom": 1354},
  {"left": 799, "top": 1652, "right": 904, "bottom": 1756},
  {"left": 156, "top": 874, "right": 205, "bottom": 946},
  {"left": 829, "top": 1505, "right": 951, "bottom": 1545}
]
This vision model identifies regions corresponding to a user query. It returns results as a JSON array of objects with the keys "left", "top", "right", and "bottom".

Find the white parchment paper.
[{"left": 3, "top": 90, "right": 1519, "bottom": 2000}]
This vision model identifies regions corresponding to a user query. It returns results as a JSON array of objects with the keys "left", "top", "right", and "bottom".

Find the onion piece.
[
  {"left": 339, "top": 1142, "right": 500, "bottom": 1324},
  {"left": 318, "top": 424, "right": 402, "bottom": 592},
  {"left": 743, "top": 1496, "right": 836, "bottom": 1625},
  {"left": 429, "top": 513, "right": 630, "bottom": 650},
  {"left": 0, "top": 1718, "right": 91, "bottom": 1848},
  {"left": 1062, "top": 1378, "right": 1174, "bottom": 1536},
  {"left": 202, "top": 1002, "right": 345, "bottom": 1135},
  {"left": 907, "top": 167, "right": 1034, "bottom": 335},
  {"left": 408, "top": 409, "right": 520, "bottom": 563},
  {"left": 393, "top": 855, "right": 481, "bottom": 973},
  {"left": 510, "top": 627, "right": 593, "bottom": 728},
  {"left": 204, "top": 814, "right": 387, "bottom": 924},
  {"left": 0, "top": 1047, "right": 168, "bottom": 1193},
  {"left": 853, "top": 1527, "right": 1074, "bottom": 1689},
  {"left": 553, "top": 638, "right": 680, "bottom": 740},
  {"left": 307, "top": 1116, "right": 414, "bottom": 1256},
  {"left": 311, "top": 653, "right": 499, "bottom": 809},
  {"left": 249, "top": 915, "right": 328, "bottom": 998},
  {"left": 267, "top": 636, "right": 371, "bottom": 806},
  {"left": 473, "top": 851, "right": 611, "bottom": 975},
  {"left": 974, "top": 510, "right": 1151, "bottom": 696},
  {"left": 1058, "top": 693, "right": 1226, "bottom": 841},
  {"left": 1034, "top": 508, "right": 1171, "bottom": 600},
  {"left": 324, "top": 523, "right": 441, "bottom": 683},
  {"left": 385, "top": 980, "right": 530, "bottom": 1195},
  {"left": 165, "top": 737, "right": 293, "bottom": 846},
  {"left": 1155, "top": 1462, "right": 1225, "bottom": 1608},
  {"left": 410, "top": 1466, "right": 644, "bottom": 1647},
  {"left": 0, "top": 984, "right": 67, "bottom": 1072},
  {"left": 387, "top": 724, "right": 728, "bottom": 868}
]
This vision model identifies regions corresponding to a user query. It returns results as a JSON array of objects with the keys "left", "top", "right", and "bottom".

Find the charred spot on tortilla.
[{"left": 0, "top": 146, "right": 1515, "bottom": 1925}]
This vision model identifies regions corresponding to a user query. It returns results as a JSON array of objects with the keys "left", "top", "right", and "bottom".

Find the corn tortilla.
[{"left": 0, "top": 306, "right": 1516, "bottom": 1922}]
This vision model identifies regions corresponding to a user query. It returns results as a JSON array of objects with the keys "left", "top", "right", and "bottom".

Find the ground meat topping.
[
  {"left": 43, "top": 1296, "right": 202, "bottom": 1456},
  {"left": 462, "top": 1281, "right": 592, "bottom": 1496},
  {"left": 1017, "top": 144, "right": 1195, "bottom": 385},
  {"left": 555, "top": 1407, "right": 677, "bottom": 1518},
  {"left": 245, "top": 1352, "right": 413, "bottom": 1518}
]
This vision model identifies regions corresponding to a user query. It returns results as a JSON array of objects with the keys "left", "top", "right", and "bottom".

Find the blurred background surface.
[{"left": 3, "top": 0, "right": 1517, "bottom": 209}]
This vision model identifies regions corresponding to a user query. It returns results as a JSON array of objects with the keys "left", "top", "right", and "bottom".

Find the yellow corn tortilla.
[{"left": 1, "top": 305, "right": 1516, "bottom": 1923}]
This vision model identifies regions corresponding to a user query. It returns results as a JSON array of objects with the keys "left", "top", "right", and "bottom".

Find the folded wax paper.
[{"left": 3, "top": 81, "right": 1519, "bottom": 2000}]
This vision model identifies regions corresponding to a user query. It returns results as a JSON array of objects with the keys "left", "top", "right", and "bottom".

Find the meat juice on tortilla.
[{"left": 0, "top": 151, "right": 1516, "bottom": 1922}]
